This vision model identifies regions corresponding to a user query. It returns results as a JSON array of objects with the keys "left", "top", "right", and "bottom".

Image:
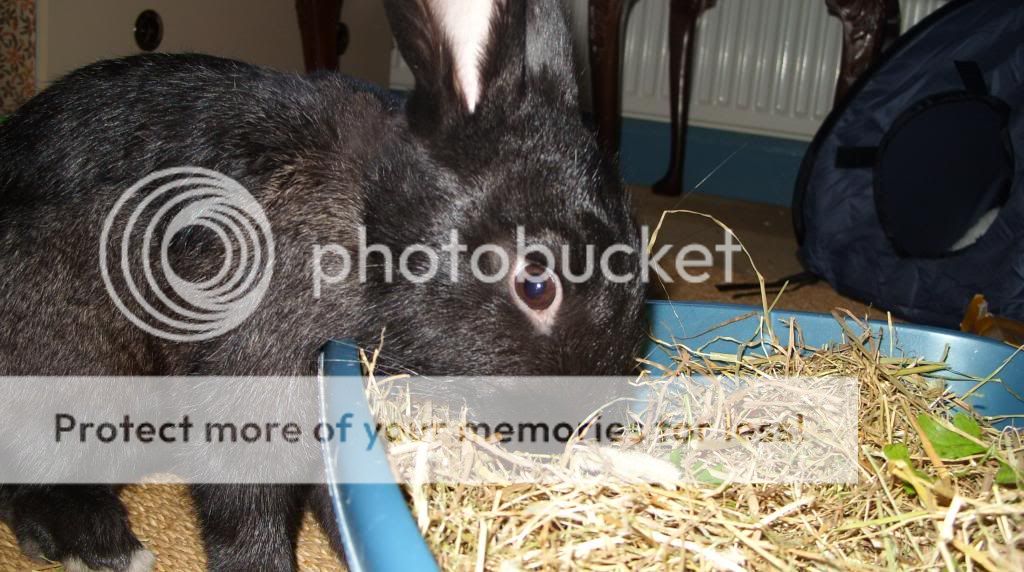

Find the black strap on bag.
[{"left": 832, "top": 60, "right": 1013, "bottom": 258}]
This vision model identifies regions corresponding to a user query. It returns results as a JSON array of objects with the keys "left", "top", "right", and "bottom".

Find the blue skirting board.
[{"left": 619, "top": 119, "right": 808, "bottom": 206}]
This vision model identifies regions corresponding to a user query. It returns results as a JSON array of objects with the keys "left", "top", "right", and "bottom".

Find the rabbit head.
[{"left": 359, "top": 0, "right": 647, "bottom": 376}]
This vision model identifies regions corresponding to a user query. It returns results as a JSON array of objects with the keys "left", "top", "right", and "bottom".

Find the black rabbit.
[{"left": 0, "top": 0, "right": 646, "bottom": 569}]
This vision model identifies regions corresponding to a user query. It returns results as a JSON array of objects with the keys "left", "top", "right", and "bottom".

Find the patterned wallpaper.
[{"left": 0, "top": 0, "right": 35, "bottom": 115}]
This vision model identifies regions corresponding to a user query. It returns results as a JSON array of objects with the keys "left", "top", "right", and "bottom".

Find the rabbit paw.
[
  {"left": 10, "top": 486, "right": 152, "bottom": 572},
  {"left": 20, "top": 542, "right": 155, "bottom": 572}
]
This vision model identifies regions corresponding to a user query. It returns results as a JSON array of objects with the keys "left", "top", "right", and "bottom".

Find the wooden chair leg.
[
  {"left": 296, "top": 0, "right": 344, "bottom": 73},
  {"left": 827, "top": 0, "right": 900, "bottom": 106},
  {"left": 652, "top": 0, "right": 716, "bottom": 197},
  {"left": 588, "top": 0, "right": 630, "bottom": 154},
  {"left": 883, "top": 0, "right": 901, "bottom": 52}
]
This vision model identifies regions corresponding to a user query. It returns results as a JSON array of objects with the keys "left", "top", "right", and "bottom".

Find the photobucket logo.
[
  {"left": 312, "top": 225, "right": 743, "bottom": 295},
  {"left": 99, "top": 167, "right": 275, "bottom": 342}
]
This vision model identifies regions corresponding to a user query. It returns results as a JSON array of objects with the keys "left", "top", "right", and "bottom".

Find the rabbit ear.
[
  {"left": 476, "top": 0, "right": 578, "bottom": 110},
  {"left": 385, "top": 0, "right": 496, "bottom": 126},
  {"left": 432, "top": 0, "right": 495, "bottom": 112},
  {"left": 386, "top": 0, "right": 580, "bottom": 133},
  {"left": 523, "top": 0, "right": 578, "bottom": 106}
]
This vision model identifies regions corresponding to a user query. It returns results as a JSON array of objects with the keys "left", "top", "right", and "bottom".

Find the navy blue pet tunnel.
[{"left": 794, "top": 0, "right": 1024, "bottom": 328}]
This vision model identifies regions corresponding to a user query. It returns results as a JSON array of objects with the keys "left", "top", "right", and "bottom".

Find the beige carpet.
[
  {"left": 0, "top": 485, "right": 343, "bottom": 572},
  {"left": 0, "top": 482, "right": 344, "bottom": 572},
  {"left": 0, "top": 190, "right": 880, "bottom": 571}
]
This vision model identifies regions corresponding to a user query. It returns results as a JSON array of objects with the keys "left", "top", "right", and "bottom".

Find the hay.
[{"left": 365, "top": 310, "right": 1024, "bottom": 571}]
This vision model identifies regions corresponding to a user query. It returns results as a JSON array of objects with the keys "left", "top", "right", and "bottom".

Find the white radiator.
[{"left": 389, "top": 0, "right": 948, "bottom": 141}]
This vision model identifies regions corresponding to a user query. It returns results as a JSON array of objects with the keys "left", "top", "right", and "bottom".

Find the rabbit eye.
[
  {"left": 508, "top": 261, "right": 562, "bottom": 334},
  {"left": 514, "top": 264, "right": 558, "bottom": 311}
]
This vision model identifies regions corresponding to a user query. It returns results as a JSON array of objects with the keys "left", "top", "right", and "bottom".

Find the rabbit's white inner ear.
[{"left": 430, "top": 0, "right": 495, "bottom": 112}]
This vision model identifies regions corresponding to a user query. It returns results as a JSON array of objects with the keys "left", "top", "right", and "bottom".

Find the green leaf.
[
  {"left": 667, "top": 450, "right": 727, "bottom": 485},
  {"left": 668, "top": 448, "right": 683, "bottom": 468},
  {"left": 952, "top": 413, "right": 983, "bottom": 439},
  {"left": 689, "top": 462, "right": 725, "bottom": 485},
  {"left": 996, "top": 462, "right": 1021, "bottom": 486},
  {"left": 883, "top": 443, "right": 911, "bottom": 463},
  {"left": 917, "top": 414, "right": 987, "bottom": 459},
  {"left": 883, "top": 443, "right": 931, "bottom": 496}
]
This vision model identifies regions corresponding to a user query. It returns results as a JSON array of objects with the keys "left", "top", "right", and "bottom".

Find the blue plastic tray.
[{"left": 319, "top": 300, "right": 1023, "bottom": 572}]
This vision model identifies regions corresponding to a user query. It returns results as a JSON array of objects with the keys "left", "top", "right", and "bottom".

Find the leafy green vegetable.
[
  {"left": 883, "top": 443, "right": 931, "bottom": 495},
  {"left": 691, "top": 464, "right": 725, "bottom": 486},
  {"left": 883, "top": 443, "right": 912, "bottom": 464},
  {"left": 667, "top": 450, "right": 726, "bottom": 486},
  {"left": 952, "top": 413, "right": 983, "bottom": 439},
  {"left": 916, "top": 413, "right": 986, "bottom": 459},
  {"left": 996, "top": 462, "right": 1021, "bottom": 486},
  {"left": 668, "top": 448, "right": 682, "bottom": 467}
]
